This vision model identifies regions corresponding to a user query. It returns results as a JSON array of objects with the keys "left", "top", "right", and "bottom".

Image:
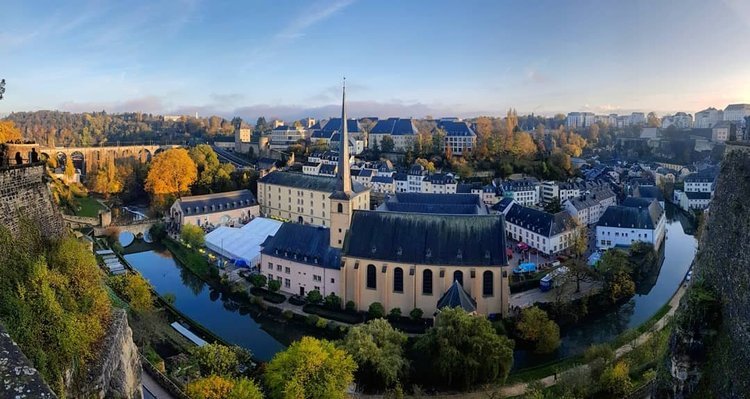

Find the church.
[{"left": 257, "top": 82, "right": 510, "bottom": 317}]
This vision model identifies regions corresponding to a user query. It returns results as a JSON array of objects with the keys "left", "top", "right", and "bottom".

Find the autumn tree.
[
  {"left": 599, "top": 361, "right": 633, "bottom": 396},
  {"left": 186, "top": 375, "right": 234, "bottom": 399},
  {"left": 415, "top": 307, "right": 514, "bottom": 389},
  {"left": 516, "top": 306, "right": 561, "bottom": 354},
  {"left": 566, "top": 258, "right": 596, "bottom": 294},
  {"left": 181, "top": 224, "right": 205, "bottom": 248},
  {"left": 191, "top": 343, "right": 241, "bottom": 377},
  {"left": 598, "top": 250, "right": 635, "bottom": 303},
  {"left": 145, "top": 148, "right": 197, "bottom": 198},
  {"left": 646, "top": 112, "right": 660, "bottom": 128},
  {"left": 571, "top": 222, "right": 588, "bottom": 258},
  {"left": 340, "top": 318, "right": 408, "bottom": 390},
  {"left": 264, "top": 336, "right": 356, "bottom": 399},
  {"left": 64, "top": 155, "right": 76, "bottom": 181},
  {"left": 0, "top": 120, "right": 22, "bottom": 142},
  {"left": 87, "top": 156, "right": 122, "bottom": 198},
  {"left": 124, "top": 273, "right": 153, "bottom": 313}
]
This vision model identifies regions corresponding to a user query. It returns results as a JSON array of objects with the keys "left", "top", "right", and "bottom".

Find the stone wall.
[
  {"left": 0, "top": 163, "right": 64, "bottom": 237},
  {"left": 74, "top": 309, "right": 143, "bottom": 399},
  {"left": 0, "top": 324, "right": 57, "bottom": 398}
]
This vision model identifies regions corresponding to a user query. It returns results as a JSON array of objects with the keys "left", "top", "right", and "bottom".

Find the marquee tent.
[{"left": 204, "top": 217, "right": 283, "bottom": 266}]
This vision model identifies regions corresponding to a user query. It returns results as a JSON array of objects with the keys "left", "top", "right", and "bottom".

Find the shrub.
[
  {"left": 389, "top": 307, "right": 402, "bottom": 319},
  {"left": 324, "top": 293, "right": 342, "bottom": 309},
  {"left": 409, "top": 307, "right": 424, "bottom": 320},
  {"left": 316, "top": 318, "right": 328, "bottom": 329},
  {"left": 345, "top": 300, "right": 356, "bottom": 312},
  {"left": 306, "top": 289, "right": 323, "bottom": 304},
  {"left": 248, "top": 274, "right": 267, "bottom": 289},
  {"left": 306, "top": 314, "right": 320, "bottom": 326},
  {"left": 180, "top": 224, "right": 205, "bottom": 248},
  {"left": 368, "top": 302, "right": 385, "bottom": 319},
  {"left": 149, "top": 223, "right": 167, "bottom": 242},
  {"left": 282, "top": 310, "right": 294, "bottom": 320},
  {"left": 267, "top": 279, "right": 281, "bottom": 292}
]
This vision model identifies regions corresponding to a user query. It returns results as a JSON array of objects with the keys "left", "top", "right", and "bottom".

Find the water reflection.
[
  {"left": 514, "top": 206, "right": 697, "bottom": 369},
  {"left": 123, "top": 249, "right": 287, "bottom": 361}
]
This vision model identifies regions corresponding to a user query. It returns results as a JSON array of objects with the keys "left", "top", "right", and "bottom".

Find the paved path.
[
  {"left": 141, "top": 370, "right": 177, "bottom": 399},
  {"left": 510, "top": 280, "right": 601, "bottom": 309}
]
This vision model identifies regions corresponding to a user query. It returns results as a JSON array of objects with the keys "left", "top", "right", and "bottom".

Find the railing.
[
  {"left": 140, "top": 353, "right": 191, "bottom": 399},
  {"left": 625, "top": 379, "right": 655, "bottom": 399}
]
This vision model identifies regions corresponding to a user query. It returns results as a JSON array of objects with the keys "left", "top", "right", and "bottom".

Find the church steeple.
[{"left": 338, "top": 78, "right": 352, "bottom": 193}]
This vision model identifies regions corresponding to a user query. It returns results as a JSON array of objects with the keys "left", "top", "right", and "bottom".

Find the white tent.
[{"left": 204, "top": 217, "right": 283, "bottom": 266}]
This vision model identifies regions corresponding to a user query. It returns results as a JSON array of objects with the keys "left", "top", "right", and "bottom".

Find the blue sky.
[{"left": 1, "top": 0, "right": 749, "bottom": 121}]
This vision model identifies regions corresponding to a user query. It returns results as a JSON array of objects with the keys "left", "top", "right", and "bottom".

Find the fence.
[{"left": 140, "top": 353, "right": 191, "bottom": 399}]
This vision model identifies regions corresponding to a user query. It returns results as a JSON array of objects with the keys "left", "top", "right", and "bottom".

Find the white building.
[
  {"left": 504, "top": 204, "right": 577, "bottom": 255},
  {"left": 711, "top": 121, "right": 734, "bottom": 142},
  {"left": 259, "top": 223, "right": 342, "bottom": 297},
  {"left": 596, "top": 197, "right": 666, "bottom": 250},
  {"left": 661, "top": 112, "right": 693, "bottom": 129},
  {"left": 500, "top": 178, "right": 540, "bottom": 207},
  {"left": 422, "top": 173, "right": 458, "bottom": 194},
  {"left": 169, "top": 190, "right": 260, "bottom": 229},
  {"left": 407, "top": 164, "right": 427, "bottom": 193},
  {"left": 564, "top": 196, "right": 602, "bottom": 226},
  {"left": 439, "top": 120, "right": 476, "bottom": 155},
  {"left": 368, "top": 175, "right": 395, "bottom": 193},
  {"left": 566, "top": 112, "right": 596, "bottom": 129},
  {"left": 684, "top": 172, "right": 715, "bottom": 193},
  {"left": 269, "top": 125, "right": 308, "bottom": 150},
  {"left": 629, "top": 112, "right": 646, "bottom": 126},
  {"left": 723, "top": 104, "right": 750, "bottom": 123},
  {"left": 369, "top": 118, "right": 418, "bottom": 152},
  {"left": 694, "top": 107, "right": 723, "bottom": 128}
]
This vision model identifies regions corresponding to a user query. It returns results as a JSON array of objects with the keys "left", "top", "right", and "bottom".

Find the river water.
[
  {"left": 513, "top": 205, "right": 697, "bottom": 369},
  {"left": 124, "top": 204, "right": 696, "bottom": 367}
]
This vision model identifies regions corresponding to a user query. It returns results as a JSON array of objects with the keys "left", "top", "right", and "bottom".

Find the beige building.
[
  {"left": 341, "top": 211, "right": 510, "bottom": 317},
  {"left": 169, "top": 190, "right": 259, "bottom": 229}
]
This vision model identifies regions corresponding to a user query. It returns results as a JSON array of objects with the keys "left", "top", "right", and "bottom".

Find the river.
[
  {"left": 513, "top": 205, "right": 697, "bottom": 369},
  {"left": 124, "top": 250, "right": 294, "bottom": 361},
  {"left": 124, "top": 204, "right": 696, "bottom": 367}
]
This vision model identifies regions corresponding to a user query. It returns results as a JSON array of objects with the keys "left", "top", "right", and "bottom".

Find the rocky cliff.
[
  {"left": 662, "top": 150, "right": 750, "bottom": 398},
  {"left": 0, "top": 162, "right": 64, "bottom": 237}
]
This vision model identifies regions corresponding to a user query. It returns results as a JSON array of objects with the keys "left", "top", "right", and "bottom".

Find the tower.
[{"left": 330, "top": 78, "right": 355, "bottom": 248}]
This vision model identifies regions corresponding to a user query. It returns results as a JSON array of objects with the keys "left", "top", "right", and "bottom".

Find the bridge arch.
[
  {"left": 70, "top": 151, "right": 85, "bottom": 174},
  {"left": 56, "top": 152, "right": 67, "bottom": 167},
  {"left": 138, "top": 149, "right": 152, "bottom": 163}
]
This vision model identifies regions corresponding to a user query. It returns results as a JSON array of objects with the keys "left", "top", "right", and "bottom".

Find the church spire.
[{"left": 338, "top": 77, "right": 352, "bottom": 192}]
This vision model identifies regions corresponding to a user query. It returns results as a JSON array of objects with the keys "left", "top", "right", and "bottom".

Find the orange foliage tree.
[
  {"left": 145, "top": 148, "right": 197, "bottom": 197},
  {"left": 0, "top": 120, "right": 23, "bottom": 143}
]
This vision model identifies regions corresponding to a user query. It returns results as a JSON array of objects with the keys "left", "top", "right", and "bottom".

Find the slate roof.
[
  {"left": 358, "top": 169, "right": 374, "bottom": 177},
  {"left": 177, "top": 190, "right": 257, "bottom": 216},
  {"left": 370, "top": 118, "right": 418, "bottom": 136},
  {"left": 598, "top": 198, "right": 663, "bottom": 229},
  {"left": 257, "top": 157, "right": 278, "bottom": 170},
  {"left": 504, "top": 204, "right": 575, "bottom": 237},
  {"left": 259, "top": 171, "right": 366, "bottom": 193},
  {"left": 260, "top": 223, "right": 341, "bottom": 270},
  {"left": 436, "top": 281, "right": 477, "bottom": 312},
  {"left": 424, "top": 173, "right": 456, "bottom": 184},
  {"left": 684, "top": 172, "right": 716, "bottom": 183},
  {"left": 393, "top": 172, "right": 408, "bottom": 181},
  {"left": 635, "top": 185, "right": 664, "bottom": 202},
  {"left": 319, "top": 164, "right": 337, "bottom": 175},
  {"left": 501, "top": 178, "right": 539, "bottom": 192},
  {"left": 310, "top": 130, "right": 335, "bottom": 140},
  {"left": 344, "top": 211, "right": 507, "bottom": 266},
  {"left": 567, "top": 196, "right": 600, "bottom": 211},
  {"left": 491, "top": 197, "right": 515, "bottom": 213},
  {"left": 437, "top": 121, "right": 476, "bottom": 137},
  {"left": 370, "top": 176, "right": 394, "bottom": 184},
  {"left": 685, "top": 191, "right": 712, "bottom": 200},
  {"left": 322, "top": 118, "right": 361, "bottom": 133}
]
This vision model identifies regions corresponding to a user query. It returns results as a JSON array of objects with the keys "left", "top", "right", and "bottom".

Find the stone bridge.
[
  {"left": 94, "top": 220, "right": 157, "bottom": 237},
  {"left": 3, "top": 142, "right": 181, "bottom": 174}
]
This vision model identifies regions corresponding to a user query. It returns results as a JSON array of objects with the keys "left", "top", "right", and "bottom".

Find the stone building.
[{"left": 169, "top": 189, "right": 260, "bottom": 229}]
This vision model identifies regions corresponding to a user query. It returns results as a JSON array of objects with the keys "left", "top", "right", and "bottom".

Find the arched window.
[
  {"left": 483, "top": 271, "right": 494, "bottom": 296},
  {"left": 337, "top": 203, "right": 343, "bottom": 213},
  {"left": 393, "top": 267, "right": 404, "bottom": 293},
  {"left": 366, "top": 264, "right": 377, "bottom": 289},
  {"left": 422, "top": 269, "right": 433, "bottom": 294},
  {"left": 453, "top": 270, "right": 463, "bottom": 286}
]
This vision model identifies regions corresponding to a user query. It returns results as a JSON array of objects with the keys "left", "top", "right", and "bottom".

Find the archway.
[
  {"left": 154, "top": 147, "right": 165, "bottom": 155},
  {"left": 56, "top": 152, "right": 67, "bottom": 170},
  {"left": 70, "top": 151, "right": 85, "bottom": 174},
  {"left": 138, "top": 149, "right": 152, "bottom": 163}
]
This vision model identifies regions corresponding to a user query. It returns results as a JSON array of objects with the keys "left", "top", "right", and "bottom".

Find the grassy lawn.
[
  {"left": 506, "top": 355, "right": 583, "bottom": 383},
  {"left": 74, "top": 196, "right": 107, "bottom": 217}
]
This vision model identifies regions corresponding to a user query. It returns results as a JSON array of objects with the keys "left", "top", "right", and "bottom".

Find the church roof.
[
  {"left": 370, "top": 118, "right": 418, "bottom": 135},
  {"left": 322, "top": 118, "right": 361, "bottom": 133},
  {"left": 344, "top": 211, "right": 506, "bottom": 266},
  {"left": 436, "top": 280, "right": 477, "bottom": 312},
  {"left": 260, "top": 223, "right": 341, "bottom": 270}
]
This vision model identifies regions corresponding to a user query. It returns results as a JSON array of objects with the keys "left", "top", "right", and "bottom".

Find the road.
[
  {"left": 510, "top": 280, "right": 601, "bottom": 309},
  {"left": 211, "top": 146, "right": 254, "bottom": 168},
  {"left": 141, "top": 370, "right": 177, "bottom": 399}
]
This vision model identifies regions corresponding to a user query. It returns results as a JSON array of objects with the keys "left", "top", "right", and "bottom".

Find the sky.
[{"left": 1, "top": 0, "right": 750, "bottom": 121}]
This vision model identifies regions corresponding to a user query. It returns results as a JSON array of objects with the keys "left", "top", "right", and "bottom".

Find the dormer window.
[
  {"left": 457, "top": 249, "right": 463, "bottom": 260},
  {"left": 425, "top": 248, "right": 432, "bottom": 259},
  {"left": 396, "top": 247, "right": 403, "bottom": 256}
]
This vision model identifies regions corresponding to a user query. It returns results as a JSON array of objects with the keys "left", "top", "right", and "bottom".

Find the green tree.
[
  {"left": 566, "top": 258, "right": 595, "bottom": 294},
  {"left": 227, "top": 378, "right": 264, "bottom": 399},
  {"left": 340, "top": 318, "right": 408, "bottom": 390},
  {"left": 264, "top": 336, "right": 356, "bottom": 399},
  {"left": 415, "top": 307, "right": 514, "bottom": 389},
  {"left": 598, "top": 250, "right": 635, "bottom": 302},
  {"left": 544, "top": 197, "right": 562, "bottom": 213},
  {"left": 368, "top": 302, "right": 385, "bottom": 319},
  {"left": 599, "top": 361, "right": 633, "bottom": 396},
  {"left": 324, "top": 293, "right": 341, "bottom": 309},
  {"left": 249, "top": 274, "right": 267, "bottom": 289},
  {"left": 123, "top": 273, "right": 153, "bottom": 313},
  {"left": 306, "top": 289, "right": 322, "bottom": 304},
  {"left": 381, "top": 136, "right": 395, "bottom": 152},
  {"left": 181, "top": 224, "right": 205, "bottom": 248},
  {"left": 267, "top": 279, "right": 281, "bottom": 292},
  {"left": 516, "top": 306, "right": 561, "bottom": 354},
  {"left": 191, "top": 343, "right": 240, "bottom": 376},
  {"left": 409, "top": 308, "right": 424, "bottom": 320}
]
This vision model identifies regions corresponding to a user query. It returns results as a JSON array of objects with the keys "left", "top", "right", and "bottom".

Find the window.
[
  {"left": 330, "top": 278, "right": 335, "bottom": 283},
  {"left": 422, "top": 270, "right": 433, "bottom": 294},
  {"left": 313, "top": 275, "right": 322, "bottom": 282},
  {"left": 366, "top": 264, "right": 377, "bottom": 289},
  {"left": 267, "top": 262, "right": 273, "bottom": 270},
  {"left": 285, "top": 267, "right": 290, "bottom": 274},
  {"left": 483, "top": 271, "right": 494, "bottom": 296},
  {"left": 453, "top": 270, "right": 464, "bottom": 286},
  {"left": 337, "top": 203, "right": 343, "bottom": 213},
  {"left": 276, "top": 264, "right": 282, "bottom": 271},
  {"left": 284, "top": 279, "right": 290, "bottom": 288},
  {"left": 393, "top": 267, "right": 404, "bottom": 293}
]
